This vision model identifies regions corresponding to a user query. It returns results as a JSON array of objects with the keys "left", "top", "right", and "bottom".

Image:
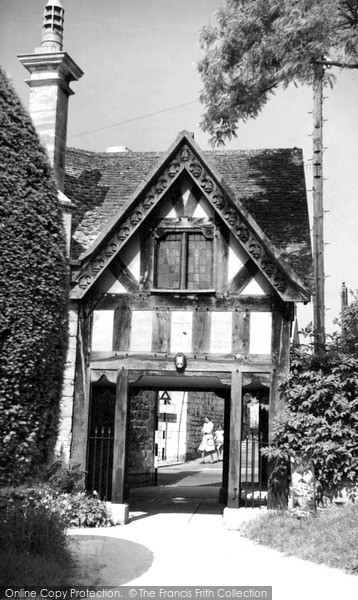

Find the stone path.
[{"left": 68, "top": 462, "right": 357, "bottom": 599}]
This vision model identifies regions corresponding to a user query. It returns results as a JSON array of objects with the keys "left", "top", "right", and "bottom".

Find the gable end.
[{"left": 70, "top": 136, "right": 310, "bottom": 303}]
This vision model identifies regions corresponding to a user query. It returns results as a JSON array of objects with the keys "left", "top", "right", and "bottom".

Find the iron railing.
[
  {"left": 86, "top": 425, "right": 114, "bottom": 501},
  {"left": 240, "top": 431, "right": 268, "bottom": 507}
]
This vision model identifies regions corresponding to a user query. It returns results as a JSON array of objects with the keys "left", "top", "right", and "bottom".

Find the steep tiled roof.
[{"left": 65, "top": 145, "right": 312, "bottom": 289}]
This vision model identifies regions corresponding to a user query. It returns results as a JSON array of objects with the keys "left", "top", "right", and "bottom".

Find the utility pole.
[
  {"left": 312, "top": 61, "right": 325, "bottom": 351},
  {"left": 341, "top": 281, "right": 348, "bottom": 314}
]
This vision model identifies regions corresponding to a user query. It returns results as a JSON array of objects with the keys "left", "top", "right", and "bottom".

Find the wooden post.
[
  {"left": 71, "top": 310, "right": 90, "bottom": 472},
  {"left": 227, "top": 370, "right": 242, "bottom": 508},
  {"left": 112, "top": 368, "right": 128, "bottom": 503},
  {"left": 313, "top": 61, "right": 325, "bottom": 351},
  {"left": 219, "top": 391, "right": 230, "bottom": 504},
  {"left": 268, "top": 308, "right": 291, "bottom": 509}
]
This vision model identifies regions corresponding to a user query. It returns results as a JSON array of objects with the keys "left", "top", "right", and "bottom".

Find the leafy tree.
[
  {"left": 0, "top": 67, "right": 69, "bottom": 484},
  {"left": 341, "top": 291, "right": 358, "bottom": 354},
  {"left": 265, "top": 300, "right": 358, "bottom": 498},
  {"left": 199, "top": 0, "right": 358, "bottom": 144}
]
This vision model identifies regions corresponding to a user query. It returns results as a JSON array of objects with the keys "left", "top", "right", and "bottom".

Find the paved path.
[{"left": 68, "top": 462, "right": 357, "bottom": 599}]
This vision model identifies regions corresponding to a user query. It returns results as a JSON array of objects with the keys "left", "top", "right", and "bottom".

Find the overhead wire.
[{"left": 68, "top": 100, "right": 199, "bottom": 139}]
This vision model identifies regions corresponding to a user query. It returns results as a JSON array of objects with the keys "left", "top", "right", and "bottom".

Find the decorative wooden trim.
[
  {"left": 90, "top": 369, "right": 117, "bottom": 384},
  {"left": 71, "top": 157, "right": 185, "bottom": 298},
  {"left": 71, "top": 135, "right": 310, "bottom": 302}
]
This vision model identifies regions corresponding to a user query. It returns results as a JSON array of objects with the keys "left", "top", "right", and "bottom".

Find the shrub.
[
  {"left": 0, "top": 492, "right": 73, "bottom": 585},
  {"left": 0, "top": 68, "right": 69, "bottom": 484},
  {"left": 264, "top": 320, "right": 358, "bottom": 497},
  {"left": 46, "top": 457, "right": 84, "bottom": 494},
  {"left": 62, "top": 491, "right": 115, "bottom": 528},
  {"left": 1, "top": 486, "right": 115, "bottom": 529}
]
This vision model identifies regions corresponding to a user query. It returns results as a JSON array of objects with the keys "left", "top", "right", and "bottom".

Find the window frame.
[{"left": 153, "top": 226, "right": 215, "bottom": 293}]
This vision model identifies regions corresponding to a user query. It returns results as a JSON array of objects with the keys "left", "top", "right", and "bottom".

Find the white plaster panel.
[
  {"left": 240, "top": 274, "right": 270, "bottom": 296},
  {"left": 120, "top": 233, "right": 140, "bottom": 281},
  {"left": 182, "top": 185, "right": 191, "bottom": 204},
  {"left": 192, "top": 195, "right": 215, "bottom": 218},
  {"left": 130, "top": 311, "right": 153, "bottom": 352},
  {"left": 157, "top": 198, "right": 177, "bottom": 218},
  {"left": 228, "top": 234, "right": 247, "bottom": 282},
  {"left": 170, "top": 311, "right": 193, "bottom": 353},
  {"left": 92, "top": 310, "right": 114, "bottom": 351},
  {"left": 249, "top": 312, "right": 272, "bottom": 354},
  {"left": 98, "top": 269, "right": 127, "bottom": 294},
  {"left": 182, "top": 184, "right": 193, "bottom": 209},
  {"left": 210, "top": 312, "right": 232, "bottom": 354}
]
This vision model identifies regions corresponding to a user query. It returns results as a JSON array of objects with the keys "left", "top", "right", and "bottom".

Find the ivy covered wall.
[{"left": 0, "top": 68, "right": 69, "bottom": 484}]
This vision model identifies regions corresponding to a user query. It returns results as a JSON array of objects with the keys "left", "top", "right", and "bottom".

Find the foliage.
[
  {"left": 0, "top": 486, "right": 115, "bottom": 528},
  {"left": 264, "top": 310, "right": 358, "bottom": 495},
  {"left": 46, "top": 457, "right": 85, "bottom": 494},
  {"left": 0, "top": 492, "right": 70, "bottom": 556},
  {"left": 198, "top": 0, "right": 358, "bottom": 144},
  {"left": 0, "top": 550, "right": 73, "bottom": 587},
  {"left": 240, "top": 503, "right": 358, "bottom": 574},
  {"left": 339, "top": 290, "right": 358, "bottom": 354},
  {"left": 0, "top": 491, "right": 74, "bottom": 585},
  {"left": 0, "top": 68, "right": 69, "bottom": 484}
]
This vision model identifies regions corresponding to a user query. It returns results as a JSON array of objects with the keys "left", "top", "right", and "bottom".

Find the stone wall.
[
  {"left": 127, "top": 389, "right": 157, "bottom": 484},
  {"left": 57, "top": 304, "right": 78, "bottom": 461},
  {"left": 186, "top": 391, "right": 225, "bottom": 460}
]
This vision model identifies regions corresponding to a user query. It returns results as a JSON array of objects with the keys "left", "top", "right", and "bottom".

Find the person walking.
[
  {"left": 198, "top": 416, "right": 215, "bottom": 463},
  {"left": 214, "top": 424, "right": 224, "bottom": 461}
]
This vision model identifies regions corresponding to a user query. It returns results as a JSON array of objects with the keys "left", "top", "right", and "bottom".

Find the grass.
[
  {"left": 0, "top": 550, "right": 73, "bottom": 586},
  {"left": 0, "top": 497, "right": 75, "bottom": 586},
  {"left": 240, "top": 503, "right": 358, "bottom": 575}
]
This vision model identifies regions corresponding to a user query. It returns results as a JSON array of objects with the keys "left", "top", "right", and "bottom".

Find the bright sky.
[{"left": 1, "top": 0, "right": 358, "bottom": 335}]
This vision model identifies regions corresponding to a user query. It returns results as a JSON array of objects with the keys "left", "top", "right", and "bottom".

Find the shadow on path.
[{"left": 69, "top": 536, "right": 154, "bottom": 586}]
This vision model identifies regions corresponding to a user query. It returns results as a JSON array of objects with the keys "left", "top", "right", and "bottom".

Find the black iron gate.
[
  {"left": 240, "top": 389, "right": 269, "bottom": 507},
  {"left": 86, "top": 385, "right": 115, "bottom": 501},
  {"left": 87, "top": 425, "right": 114, "bottom": 500},
  {"left": 240, "top": 431, "right": 268, "bottom": 507}
]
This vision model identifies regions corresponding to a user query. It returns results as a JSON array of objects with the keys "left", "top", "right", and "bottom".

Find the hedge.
[{"left": 0, "top": 67, "right": 69, "bottom": 484}]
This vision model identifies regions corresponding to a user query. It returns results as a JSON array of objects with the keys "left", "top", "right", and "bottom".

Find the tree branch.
[{"left": 314, "top": 59, "right": 358, "bottom": 69}]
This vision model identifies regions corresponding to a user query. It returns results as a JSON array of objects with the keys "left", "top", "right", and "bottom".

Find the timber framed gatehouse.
[{"left": 18, "top": 3, "right": 313, "bottom": 513}]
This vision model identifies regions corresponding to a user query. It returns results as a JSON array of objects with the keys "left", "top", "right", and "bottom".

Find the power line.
[{"left": 68, "top": 100, "right": 199, "bottom": 139}]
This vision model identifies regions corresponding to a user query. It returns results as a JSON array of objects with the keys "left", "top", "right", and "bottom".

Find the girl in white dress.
[{"left": 198, "top": 416, "right": 215, "bottom": 463}]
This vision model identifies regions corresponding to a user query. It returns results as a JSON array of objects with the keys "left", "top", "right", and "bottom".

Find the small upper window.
[{"left": 155, "top": 229, "right": 214, "bottom": 290}]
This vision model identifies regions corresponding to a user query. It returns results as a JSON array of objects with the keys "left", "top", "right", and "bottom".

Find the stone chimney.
[{"left": 18, "top": 0, "right": 83, "bottom": 255}]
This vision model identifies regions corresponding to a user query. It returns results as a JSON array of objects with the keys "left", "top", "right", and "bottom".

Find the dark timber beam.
[
  {"left": 227, "top": 370, "right": 243, "bottom": 508},
  {"left": 112, "top": 368, "right": 129, "bottom": 503}
]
